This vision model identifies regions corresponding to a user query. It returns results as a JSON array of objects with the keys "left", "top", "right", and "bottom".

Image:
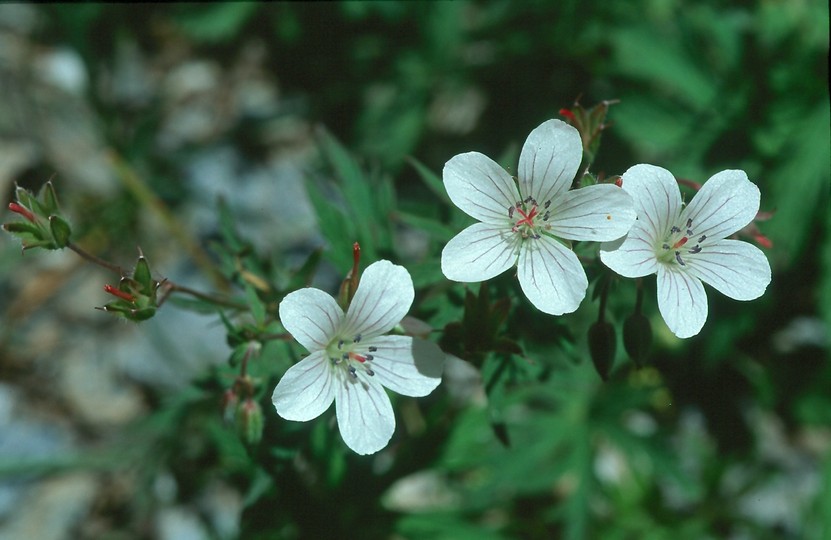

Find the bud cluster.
[
  {"left": 3, "top": 182, "right": 72, "bottom": 251},
  {"left": 98, "top": 255, "right": 161, "bottom": 321}
]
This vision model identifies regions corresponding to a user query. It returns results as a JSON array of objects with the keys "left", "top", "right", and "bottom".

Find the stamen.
[
  {"left": 675, "top": 252, "right": 686, "bottom": 266},
  {"left": 542, "top": 211, "right": 550, "bottom": 221},
  {"left": 544, "top": 200, "right": 551, "bottom": 209},
  {"left": 686, "top": 229, "right": 693, "bottom": 236},
  {"left": 672, "top": 237, "right": 688, "bottom": 249},
  {"left": 662, "top": 243, "right": 670, "bottom": 250},
  {"left": 365, "top": 354, "right": 374, "bottom": 361},
  {"left": 365, "top": 368, "right": 375, "bottom": 376},
  {"left": 524, "top": 196, "right": 533, "bottom": 204},
  {"left": 353, "top": 334, "right": 362, "bottom": 343},
  {"left": 698, "top": 235, "right": 706, "bottom": 243},
  {"left": 686, "top": 218, "right": 692, "bottom": 228},
  {"left": 670, "top": 226, "right": 680, "bottom": 234},
  {"left": 342, "top": 353, "right": 349, "bottom": 361},
  {"left": 337, "top": 340, "right": 344, "bottom": 349},
  {"left": 368, "top": 346, "right": 377, "bottom": 352},
  {"left": 348, "top": 366, "right": 357, "bottom": 378},
  {"left": 532, "top": 233, "right": 541, "bottom": 239},
  {"left": 508, "top": 206, "right": 515, "bottom": 218},
  {"left": 689, "top": 246, "right": 702, "bottom": 254}
]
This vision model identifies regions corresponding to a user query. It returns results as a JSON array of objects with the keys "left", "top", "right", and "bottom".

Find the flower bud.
[
  {"left": 623, "top": 313, "right": 652, "bottom": 368},
  {"left": 235, "top": 398, "right": 264, "bottom": 445},
  {"left": 588, "top": 321, "right": 616, "bottom": 381},
  {"left": 221, "top": 388, "right": 240, "bottom": 424}
]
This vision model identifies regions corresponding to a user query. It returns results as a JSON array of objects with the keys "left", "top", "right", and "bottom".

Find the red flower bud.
[{"left": 8, "top": 203, "right": 35, "bottom": 223}]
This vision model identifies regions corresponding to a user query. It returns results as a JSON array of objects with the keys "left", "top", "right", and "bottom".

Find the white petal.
[
  {"left": 685, "top": 239, "right": 771, "bottom": 301},
  {"left": 272, "top": 351, "right": 335, "bottom": 421},
  {"left": 599, "top": 221, "right": 659, "bottom": 278},
  {"left": 681, "top": 170, "right": 760, "bottom": 241},
  {"left": 620, "top": 164, "right": 682, "bottom": 240},
  {"left": 518, "top": 119, "right": 583, "bottom": 204},
  {"left": 441, "top": 222, "right": 520, "bottom": 282},
  {"left": 547, "top": 184, "right": 637, "bottom": 241},
  {"left": 517, "top": 236, "right": 588, "bottom": 315},
  {"left": 365, "top": 336, "right": 444, "bottom": 397},
  {"left": 342, "top": 260, "right": 414, "bottom": 340},
  {"left": 278, "top": 288, "right": 343, "bottom": 352},
  {"left": 335, "top": 376, "right": 395, "bottom": 455},
  {"left": 656, "top": 265, "right": 708, "bottom": 339},
  {"left": 443, "top": 152, "right": 520, "bottom": 224}
]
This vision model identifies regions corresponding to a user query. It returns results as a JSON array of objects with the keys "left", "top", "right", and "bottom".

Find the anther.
[
  {"left": 698, "top": 235, "right": 706, "bottom": 243},
  {"left": 662, "top": 243, "right": 670, "bottom": 250},
  {"left": 524, "top": 196, "right": 533, "bottom": 204},
  {"left": 686, "top": 218, "right": 693, "bottom": 228},
  {"left": 671, "top": 226, "right": 680, "bottom": 233},
  {"left": 368, "top": 346, "right": 377, "bottom": 352},
  {"left": 544, "top": 200, "right": 551, "bottom": 209},
  {"left": 675, "top": 252, "right": 686, "bottom": 266},
  {"left": 342, "top": 353, "right": 349, "bottom": 361},
  {"left": 689, "top": 246, "right": 702, "bottom": 254},
  {"left": 532, "top": 233, "right": 541, "bottom": 239},
  {"left": 365, "top": 354, "right": 374, "bottom": 361},
  {"left": 348, "top": 366, "right": 357, "bottom": 378},
  {"left": 508, "top": 206, "right": 515, "bottom": 218},
  {"left": 337, "top": 339, "right": 344, "bottom": 349},
  {"left": 353, "top": 334, "right": 362, "bottom": 343},
  {"left": 542, "top": 211, "right": 550, "bottom": 221}
]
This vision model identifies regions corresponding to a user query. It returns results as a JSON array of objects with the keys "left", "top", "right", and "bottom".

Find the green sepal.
[
  {"left": 49, "top": 215, "right": 71, "bottom": 248},
  {"left": 133, "top": 256, "right": 154, "bottom": 296},
  {"left": 40, "top": 182, "right": 60, "bottom": 215},
  {"left": 3, "top": 222, "right": 40, "bottom": 235}
]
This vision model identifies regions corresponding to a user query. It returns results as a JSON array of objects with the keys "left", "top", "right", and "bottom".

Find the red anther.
[
  {"left": 671, "top": 237, "right": 689, "bottom": 249},
  {"left": 614, "top": 177, "right": 623, "bottom": 188},
  {"left": 559, "top": 108, "right": 576, "bottom": 122},
  {"left": 104, "top": 284, "right": 135, "bottom": 302},
  {"left": 8, "top": 203, "right": 35, "bottom": 222}
]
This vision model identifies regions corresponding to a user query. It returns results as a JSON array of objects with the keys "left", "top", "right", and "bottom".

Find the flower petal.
[
  {"left": 518, "top": 119, "right": 583, "bottom": 204},
  {"left": 272, "top": 351, "right": 335, "bottom": 421},
  {"left": 441, "top": 222, "right": 520, "bottom": 282},
  {"left": 342, "top": 260, "right": 414, "bottom": 340},
  {"left": 443, "top": 152, "right": 520, "bottom": 224},
  {"left": 335, "top": 376, "right": 395, "bottom": 455},
  {"left": 620, "top": 164, "right": 682, "bottom": 241},
  {"left": 365, "top": 336, "right": 444, "bottom": 397},
  {"left": 685, "top": 239, "right": 771, "bottom": 301},
  {"left": 279, "top": 288, "right": 343, "bottom": 351},
  {"left": 681, "top": 169, "right": 760, "bottom": 241},
  {"left": 517, "top": 235, "right": 588, "bottom": 315},
  {"left": 656, "top": 265, "right": 708, "bottom": 338},
  {"left": 599, "top": 221, "right": 659, "bottom": 278},
  {"left": 547, "top": 183, "right": 637, "bottom": 241}
]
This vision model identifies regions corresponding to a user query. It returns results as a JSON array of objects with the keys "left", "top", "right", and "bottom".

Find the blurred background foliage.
[{"left": 0, "top": 1, "right": 829, "bottom": 539}]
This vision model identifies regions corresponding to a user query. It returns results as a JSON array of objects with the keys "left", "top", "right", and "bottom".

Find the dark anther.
[
  {"left": 368, "top": 346, "right": 377, "bottom": 352},
  {"left": 675, "top": 252, "right": 686, "bottom": 266},
  {"left": 544, "top": 200, "right": 551, "bottom": 209},
  {"left": 348, "top": 366, "right": 357, "bottom": 378},
  {"left": 671, "top": 226, "right": 680, "bottom": 233},
  {"left": 689, "top": 246, "right": 702, "bottom": 254},
  {"left": 337, "top": 340, "right": 344, "bottom": 349},
  {"left": 698, "top": 235, "right": 707, "bottom": 242},
  {"left": 686, "top": 218, "right": 693, "bottom": 228},
  {"left": 365, "top": 354, "right": 374, "bottom": 361},
  {"left": 532, "top": 233, "right": 541, "bottom": 239},
  {"left": 366, "top": 369, "right": 375, "bottom": 376},
  {"left": 508, "top": 206, "right": 515, "bottom": 218},
  {"left": 543, "top": 211, "right": 550, "bottom": 221},
  {"left": 354, "top": 334, "right": 362, "bottom": 343},
  {"left": 662, "top": 243, "right": 670, "bottom": 250},
  {"left": 524, "top": 196, "right": 533, "bottom": 203},
  {"left": 342, "top": 353, "right": 349, "bottom": 361}
]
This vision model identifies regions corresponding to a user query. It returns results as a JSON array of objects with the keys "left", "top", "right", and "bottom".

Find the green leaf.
[
  {"left": 245, "top": 283, "right": 266, "bottom": 328},
  {"left": 175, "top": 3, "right": 259, "bottom": 43},
  {"left": 396, "top": 210, "right": 456, "bottom": 241},
  {"left": 408, "top": 157, "right": 450, "bottom": 205}
]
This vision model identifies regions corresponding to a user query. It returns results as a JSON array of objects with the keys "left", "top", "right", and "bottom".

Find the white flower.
[
  {"left": 440, "top": 119, "right": 637, "bottom": 315},
  {"left": 600, "top": 164, "right": 772, "bottom": 338},
  {"left": 273, "top": 260, "right": 444, "bottom": 455}
]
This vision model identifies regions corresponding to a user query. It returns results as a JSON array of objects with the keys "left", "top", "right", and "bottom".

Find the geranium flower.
[
  {"left": 273, "top": 260, "right": 444, "bottom": 455},
  {"left": 600, "top": 164, "right": 772, "bottom": 338},
  {"left": 441, "top": 119, "right": 637, "bottom": 315}
]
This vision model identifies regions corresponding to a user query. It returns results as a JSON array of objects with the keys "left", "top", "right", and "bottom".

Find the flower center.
[
  {"left": 508, "top": 196, "right": 552, "bottom": 239},
  {"left": 326, "top": 334, "right": 377, "bottom": 379},
  {"left": 658, "top": 218, "right": 706, "bottom": 266}
]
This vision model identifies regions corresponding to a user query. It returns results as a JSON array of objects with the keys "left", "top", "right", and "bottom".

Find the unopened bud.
[
  {"left": 221, "top": 389, "right": 240, "bottom": 424},
  {"left": 623, "top": 313, "right": 652, "bottom": 368},
  {"left": 588, "top": 321, "right": 616, "bottom": 381},
  {"left": 8, "top": 202, "right": 35, "bottom": 222},
  {"left": 235, "top": 399, "right": 263, "bottom": 445}
]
